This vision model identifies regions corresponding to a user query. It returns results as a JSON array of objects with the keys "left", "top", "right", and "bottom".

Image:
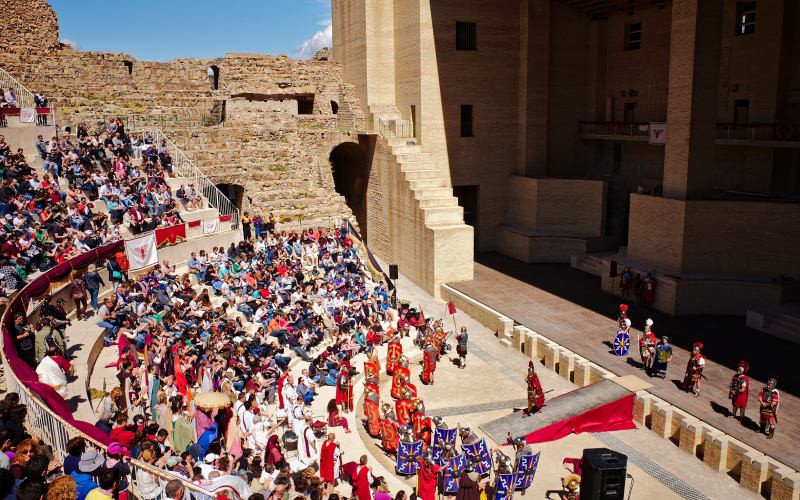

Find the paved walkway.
[{"left": 448, "top": 256, "right": 800, "bottom": 471}]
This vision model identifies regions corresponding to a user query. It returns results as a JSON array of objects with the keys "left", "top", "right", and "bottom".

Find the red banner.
[
  {"left": 155, "top": 224, "right": 187, "bottom": 248},
  {"left": 188, "top": 220, "right": 201, "bottom": 228},
  {"left": 219, "top": 214, "right": 232, "bottom": 222},
  {"left": 523, "top": 394, "right": 636, "bottom": 444}
]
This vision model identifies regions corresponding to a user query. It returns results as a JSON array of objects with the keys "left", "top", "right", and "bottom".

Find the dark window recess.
[
  {"left": 123, "top": 60, "right": 133, "bottom": 75},
  {"left": 330, "top": 100, "right": 339, "bottom": 114},
  {"left": 460, "top": 105, "right": 473, "bottom": 137},
  {"left": 297, "top": 97, "right": 314, "bottom": 115},
  {"left": 456, "top": 22, "right": 477, "bottom": 51},
  {"left": 736, "top": 1, "right": 756, "bottom": 35},
  {"left": 734, "top": 100, "right": 749, "bottom": 124},
  {"left": 623, "top": 102, "right": 637, "bottom": 122},
  {"left": 625, "top": 22, "right": 642, "bottom": 50}
]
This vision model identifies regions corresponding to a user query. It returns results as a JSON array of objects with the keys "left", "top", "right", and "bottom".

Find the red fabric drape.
[
  {"left": 524, "top": 394, "right": 636, "bottom": 444},
  {"left": 188, "top": 220, "right": 201, "bottom": 228},
  {"left": 156, "top": 224, "right": 187, "bottom": 248}
]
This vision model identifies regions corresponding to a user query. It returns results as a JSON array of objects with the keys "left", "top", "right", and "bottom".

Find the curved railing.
[{"left": 0, "top": 241, "right": 229, "bottom": 500}]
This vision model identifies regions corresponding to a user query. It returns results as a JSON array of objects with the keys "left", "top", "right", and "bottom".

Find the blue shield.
[
  {"left": 494, "top": 473, "right": 517, "bottom": 500},
  {"left": 513, "top": 452, "right": 540, "bottom": 491},
  {"left": 433, "top": 428, "right": 457, "bottom": 448},
  {"left": 613, "top": 332, "right": 631, "bottom": 356},
  {"left": 396, "top": 441, "right": 423, "bottom": 475},
  {"left": 443, "top": 454, "right": 467, "bottom": 493},
  {"left": 462, "top": 439, "right": 492, "bottom": 475}
]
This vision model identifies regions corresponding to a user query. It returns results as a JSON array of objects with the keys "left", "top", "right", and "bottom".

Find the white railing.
[
  {"left": 0, "top": 66, "right": 37, "bottom": 109},
  {"left": 151, "top": 129, "right": 240, "bottom": 229},
  {"left": 377, "top": 118, "right": 414, "bottom": 139}
]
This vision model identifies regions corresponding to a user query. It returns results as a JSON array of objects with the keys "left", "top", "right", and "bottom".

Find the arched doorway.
[
  {"left": 329, "top": 142, "right": 369, "bottom": 238},
  {"left": 330, "top": 100, "right": 339, "bottom": 114},
  {"left": 208, "top": 65, "right": 220, "bottom": 90},
  {"left": 216, "top": 183, "right": 244, "bottom": 211}
]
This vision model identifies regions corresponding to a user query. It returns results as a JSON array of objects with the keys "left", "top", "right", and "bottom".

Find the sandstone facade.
[{"left": 0, "top": 0, "right": 60, "bottom": 55}]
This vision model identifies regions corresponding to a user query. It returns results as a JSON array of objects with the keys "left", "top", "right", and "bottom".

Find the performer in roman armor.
[
  {"left": 454, "top": 326, "right": 469, "bottom": 369},
  {"left": 367, "top": 350, "right": 381, "bottom": 382},
  {"left": 651, "top": 336, "right": 672, "bottom": 379},
  {"left": 617, "top": 304, "right": 629, "bottom": 331},
  {"left": 411, "top": 399, "right": 432, "bottom": 445},
  {"left": 458, "top": 425, "right": 479, "bottom": 446},
  {"left": 492, "top": 448, "right": 514, "bottom": 475},
  {"left": 758, "top": 378, "right": 779, "bottom": 439},
  {"left": 386, "top": 330, "right": 402, "bottom": 376},
  {"left": 380, "top": 402, "right": 400, "bottom": 454},
  {"left": 524, "top": 361, "right": 544, "bottom": 417},
  {"left": 336, "top": 371, "right": 353, "bottom": 413},
  {"left": 392, "top": 356, "right": 415, "bottom": 399},
  {"left": 729, "top": 361, "right": 749, "bottom": 420},
  {"left": 396, "top": 386, "right": 415, "bottom": 426},
  {"left": 639, "top": 319, "right": 657, "bottom": 375},
  {"left": 683, "top": 342, "right": 706, "bottom": 396},
  {"left": 421, "top": 341, "right": 438, "bottom": 385},
  {"left": 512, "top": 437, "right": 532, "bottom": 469}
]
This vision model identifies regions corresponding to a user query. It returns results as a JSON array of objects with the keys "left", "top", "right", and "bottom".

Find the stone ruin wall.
[
  {"left": 0, "top": 0, "right": 364, "bottom": 227},
  {"left": 0, "top": 0, "right": 60, "bottom": 56}
]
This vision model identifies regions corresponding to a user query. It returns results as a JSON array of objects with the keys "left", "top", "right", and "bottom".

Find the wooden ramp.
[{"left": 481, "top": 379, "right": 633, "bottom": 445}]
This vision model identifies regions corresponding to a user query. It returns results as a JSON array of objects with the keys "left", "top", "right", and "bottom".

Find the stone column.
[{"left": 662, "top": 0, "right": 724, "bottom": 200}]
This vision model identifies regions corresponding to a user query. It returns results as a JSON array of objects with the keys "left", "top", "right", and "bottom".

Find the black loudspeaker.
[
  {"left": 609, "top": 260, "right": 618, "bottom": 278},
  {"left": 389, "top": 264, "right": 398, "bottom": 280},
  {"left": 581, "top": 448, "right": 627, "bottom": 500}
]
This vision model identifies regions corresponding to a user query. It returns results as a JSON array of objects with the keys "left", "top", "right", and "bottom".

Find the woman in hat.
[{"left": 729, "top": 361, "right": 750, "bottom": 420}]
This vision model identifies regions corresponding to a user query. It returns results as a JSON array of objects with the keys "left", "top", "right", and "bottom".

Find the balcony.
[{"left": 578, "top": 121, "right": 800, "bottom": 148}]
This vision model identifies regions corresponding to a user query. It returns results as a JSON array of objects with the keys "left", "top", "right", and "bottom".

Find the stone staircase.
[
  {"left": 746, "top": 303, "right": 800, "bottom": 344},
  {"left": 570, "top": 253, "right": 605, "bottom": 277}
]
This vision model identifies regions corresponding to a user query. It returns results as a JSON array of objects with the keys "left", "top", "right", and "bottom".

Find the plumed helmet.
[
  {"left": 738, "top": 360, "right": 749, "bottom": 373},
  {"left": 528, "top": 361, "right": 536, "bottom": 372},
  {"left": 645, "top": 318, "right": 654, "bottom": 327},
  {"left": 619, "top": 304, "right": 628, "bottom": 312},
  {"left": 692, "top": 342, "right": 703, "bottom": 350}
]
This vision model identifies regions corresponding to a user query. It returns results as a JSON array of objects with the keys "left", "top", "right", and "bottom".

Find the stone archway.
[
  {"left": 208, "top": 65, "right": 220, "bottom": 90},
  {"left": 216, "top": 183, "right": 245, "bottom": 211},
  {"left": 329, "top": 142, "right": 369, "bottom": 238}
]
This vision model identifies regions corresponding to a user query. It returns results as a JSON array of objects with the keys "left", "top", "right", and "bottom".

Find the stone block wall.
[{"left": 0, "top": 0, "right": 60, "bottom": 56}]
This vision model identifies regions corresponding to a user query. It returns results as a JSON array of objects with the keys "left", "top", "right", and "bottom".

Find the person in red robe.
[
  {"left": 352, "top": 455, "right": 373, "bottom": 500},
  {"left": 277, "top": 368, "right": 289, "bottom": 409},
  {"left": 173, "top": 355, "right": 188, "bottom": 396},
  {"left": 319, "top": 433, "right": 340, "bottom": 484},
  {"left": 417, "top": 452, "right": 441, "bottom": 500},
  {"left": 524, "top": 362, "right": 544, "bottom": 417},
  {"left": 729, "top": 360, "right": 750, "bottom": 420}
]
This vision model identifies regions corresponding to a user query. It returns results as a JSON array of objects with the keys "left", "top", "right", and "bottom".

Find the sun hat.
[{"left": 78, "top": 449, "right": 105, "bottom": 472}]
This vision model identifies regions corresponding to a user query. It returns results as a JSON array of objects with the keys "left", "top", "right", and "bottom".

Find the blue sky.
[{"left": 49, "top": 0, "right": 332, "bottom": 61}]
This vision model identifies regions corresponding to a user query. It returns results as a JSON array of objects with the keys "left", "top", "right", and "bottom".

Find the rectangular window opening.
[
  {"left": 625, "top": 22, "right": 642, "bottom": 51},
  {"left": 460, "top": 105, "right": 473, "bottom": 137},
  {"left": 736, "top": 1, "right": 756, "bottom": 35},
  {"left": 456, "top": 22, "right": 477, "bottom": 51}
]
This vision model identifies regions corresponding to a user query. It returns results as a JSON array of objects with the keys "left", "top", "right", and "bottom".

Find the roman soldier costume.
[
  {"left": 386, "top": 331, "right": 402, "bottom": 375},
  {"left": 396, "top": 387, "right": 415, "bottom": 426},
  {"left": 392, "top": 356, "right": 415, "bottom": 399},
  {"left": 363, "top": 386, "right": 382, "bottom": 438},
  {"left": 683, "top": 342, "right": 705, "bottom": 396},
  {"left": 639, "top": 318, "right": 657, "bottom": 375},
  {"left": 421, "top": 341, "right": 437, "bottom": 385},
  {"left": 729, "top": 361, "right": 749, "bottom": 419},
  {"left": 411, "top": 399, "right": 432, "bottom": 445},
  {"left": 524, "top": 362, "right": 544, "bottom": 417},
  {"left": 617, "top": 304, "right": 629, "bottom": 331},
  {"left": 336, "top": 372, "right": 353, "bottom": 413},
  {"left": 456, "top": 326, "right": 469, "bottom": 369},
  {"left": 758, "top": 378, "right": 779, "bottom": 439},
  {"left": 380, "top": 402, "right": 400, "bottom": 454}
]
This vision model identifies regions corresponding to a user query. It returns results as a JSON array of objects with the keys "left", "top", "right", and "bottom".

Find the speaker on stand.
[
  {"left": 580, "top": 448, "right": 628, "bottom": 500},
  {"left": 388, "top": 264, "right": 398, "bottom": 308}
]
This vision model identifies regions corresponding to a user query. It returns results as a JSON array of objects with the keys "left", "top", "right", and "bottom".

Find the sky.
[{"left": 49, "top": 0, "right": 332, "bottom": 61}]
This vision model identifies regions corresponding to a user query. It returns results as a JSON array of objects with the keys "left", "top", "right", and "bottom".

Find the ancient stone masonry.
[{"left": 0, "top": 0, "right": 60, "bottom": 55}]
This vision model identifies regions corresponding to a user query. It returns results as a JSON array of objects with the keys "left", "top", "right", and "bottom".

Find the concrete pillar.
[
  {"left": 662, "top": 0, "right": 724, "bottom": 199},
  {"left": 523, "top": 332, "right": 537, "bottom": 360},
  {"left": 544, "top": 345, "right": 560, "bottom": 371},
  {"left": 703, "top": 434, "right": 730, "bottom": 472},
  {"left": 771, "top": 468, "right": 800, "bottom": 500},
  {"left": 536, "top": 338, "right": 548, "bottom": 360},
  {"left": 557, "top": 350, "right": 574, "bottom": 380},
  {"left": 632, "top": 391, "right": 652, "bottom": 425},
  {"left": 574, "top": 359, "right": 591, "bottom": 387},
  {"left": 740, "top": 451, "right": 770, "bottom": 494},
  {"left": 651, "top": 401, "right": 674, "bottom": 439}
]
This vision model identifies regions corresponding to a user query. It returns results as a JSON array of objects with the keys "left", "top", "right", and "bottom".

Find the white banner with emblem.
[
  {"left": 125, "top": 233, "right": 158, "bottom": 271},
  {"left": 20, "top": 108, "right": 36, "bottom": 123},
  {"left": 649, "top": 122, "right": 667, "bottom": 144}
]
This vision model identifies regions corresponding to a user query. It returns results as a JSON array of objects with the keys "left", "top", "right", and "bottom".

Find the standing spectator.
[
  {"left": 242, "top": 212, "right": 252, "bottom": 240},
  {"left": 34, "top": 91, "right": 48, "bottom": 126},
  {"left": 71, "top": 271, "right": 88, "bottom": 320},
  {"left": 82, "top": 264, "right": 105, "bottom": 312},
  {"left": 63, "top": 437, "right": 87, "bottom": 476},
  {"left": 85, "top": 467, "right": 119, "bottom": 500}
]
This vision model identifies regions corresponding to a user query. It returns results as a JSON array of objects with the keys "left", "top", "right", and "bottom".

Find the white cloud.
[
  {"left": 60, "top": 38, "right": 79, "bottom": 49},
  {"left": 297, "top": 19, "right": 332, "bottom": 59}
]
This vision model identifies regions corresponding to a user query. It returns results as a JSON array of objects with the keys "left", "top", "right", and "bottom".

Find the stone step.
[
  {"left": 418, "top": 196, "right": 459, "bottom": 208},
  {"left": 399, "top": 160, "right": 438, "bottom": 172},
  {"left": 179, "top": 207, "right": 219, "bottom": 223},
  {"left": 395, "top": 152, "right": 432, "bottom": 162},
  {"left": 370, "top": 104, "right": 400, "bottom": 114},
  {"left": 414, "top": 186, "right": 454, "bottom": 199},
  {"left": 391, "top": 144, "right": 423, "bottom": 154},
  {"left": 387, "top": 137, "right": 417, "bottom": 147},
  {"left": 404, "top": 169, "right": 441, "bottom": 181},
  {"left": 423, "top": 206, "right": 464, "bottom": 225},
  {"left": 409, "top": 178, "right": 447, "bottom": 190}
]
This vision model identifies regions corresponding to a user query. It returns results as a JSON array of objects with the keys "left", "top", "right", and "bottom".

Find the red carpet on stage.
[{"left": 523, "top": 393, "right": 636, "bottom": 444}]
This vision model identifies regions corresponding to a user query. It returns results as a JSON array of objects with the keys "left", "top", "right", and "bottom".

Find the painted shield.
[
  {"left": 397, "top": 440, "right": 423, "bottom": 475},
  {"left": 613, "top": 332, "right": 631, "bottom": 356},
  {"left": 364, "top": 361, "right": 378, "bottom": 381},
  {"left": 365, "top": 400, "right": 382, "bottom": 437},
  {"left": 381, "top": 419, "right": 400, "bottom": 453},
  {"left": 387, "top": 342, "right": 402, "bottom": 375}
]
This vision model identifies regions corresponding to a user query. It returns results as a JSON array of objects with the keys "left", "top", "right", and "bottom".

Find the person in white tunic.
[
  {"left": 281, "top": 375, "right": 298, "bottom": 426},
  {"left": 292, "top": 409, "right": 318, "bottom": 472}
]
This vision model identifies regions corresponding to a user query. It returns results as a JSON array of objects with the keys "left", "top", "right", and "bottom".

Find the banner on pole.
[
  {"left": 513, "top": 452, "right": 541, "bottom": 491},
  {"left": 447, "top": 301, "right": 457, "bottom": 315},
  {"left": 125, "top": 233, "right": 158, "bottom": 271},
  {"left": 649, "top": 122, "right": 667, "bottom": 144},
  {"left": 203, "top": 218, "right": 219, "bottom": 234},
  {"left": 462, "top": 439, "right": 492, "bottom": 475},
  {"left": 396, "top": 441, "right": 423, "bottom": 475}
]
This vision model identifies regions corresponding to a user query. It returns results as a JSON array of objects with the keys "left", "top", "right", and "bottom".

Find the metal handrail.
[
  {"left": 0, "top": 66, "right": 37, "bottom": 109},
  {"left": 150, "top": 128, "right": 240, "bottom": 230},
  {"left": 377, "top": 118, "right": 414, "bottom": 139}
]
